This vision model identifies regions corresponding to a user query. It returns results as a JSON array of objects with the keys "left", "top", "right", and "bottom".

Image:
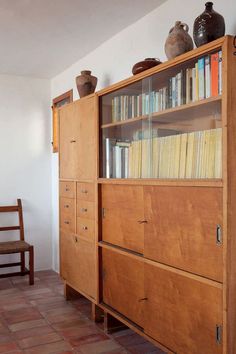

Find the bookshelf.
[
  {"left": 100, "top": 49, "right": 223, "bottom": 180},
  {"left": 96, "top": 36, "right": 236, "bottom": 354}
]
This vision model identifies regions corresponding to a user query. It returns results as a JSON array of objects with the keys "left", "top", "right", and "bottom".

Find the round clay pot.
[
  {"left": 76, "top": 70, "right": 97, "bottom": 98},
  {"left": 132, "top": 58, "right": 162, "bottom": 75},
  {"left": 193, "top": 2, "right": 225, "bottom": 47},
  {"left": 165, "top": 21, "right": 194, "bottom": 60}
]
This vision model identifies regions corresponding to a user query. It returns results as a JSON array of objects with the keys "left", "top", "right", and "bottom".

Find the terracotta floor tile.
[
  {"left": 52, "top": 318, "right": 91, "bottom": 332},
  {"left": 9, "top": 318, "right": 48, "bottom": 332},
  {"left": 0, "top": 341, "right": 19, "bottom": 353},
  {"left": 23, "top": 340, "right": 72, "bottom": 354},
  {"left": 46, "top": 312, "right": 82, "bottom": 325},
  {"left": 69, "top": 333, "right": 110, "bottom": 347},
  {"left": 3, "top": 307, "right": 42, "bottom": 325},
  {"left": 79, "top": 339, "right": 121, "bottom": 354},
  {"left": 18, "top": 331, "right": 62, "bottom": 349},
  {"left": 128, "top": 342, "right": 166, "bottom": 354},
  {"left": 114, "top": 333, "right": 147, "bottom": 347},
  {"left": 14, "top": 325, "right": 55, "bottom": 340}
]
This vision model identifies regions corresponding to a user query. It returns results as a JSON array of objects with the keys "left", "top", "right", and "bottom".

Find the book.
[
  {"left": 198, "top": 57, "right": 205, "bottom": 100},
  {"left": 219, "top": 50, "right": 222, "bottom": 95},
  {"left": 205, "top": 55, "right": 211, "bottom": 98},
  {"left": 105, "top": 138, "right": 116, "bottom": 178},
  {"left": 211, "top": 52, "right": 219, "bottom": 96}
]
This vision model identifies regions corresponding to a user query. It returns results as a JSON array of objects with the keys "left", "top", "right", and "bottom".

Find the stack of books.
[
  {"left": 105, "top": 128, "right": 222, "bottom": 179},
  {"left": 110, "top": 50, "right": 222, "bottom": 123}
]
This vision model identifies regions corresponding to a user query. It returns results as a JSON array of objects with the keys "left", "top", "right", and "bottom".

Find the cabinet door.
[
  {"left": 59, "top": 96, "right": 96, "bottom": 180},
  {"left": 144, "top": 186, "right": 223, "bottom": 282},
  {"left": 102, "top": 248, "right": 144, "bottom": 327},
  {"left": 144, "top": 263, "right": 223, "bottom": 354},
  {"left": 101, "top": 185, "right": 144, "bottom": 254},
  {"left": 60, "top": 231, "right": 96, "bottom": 299}
]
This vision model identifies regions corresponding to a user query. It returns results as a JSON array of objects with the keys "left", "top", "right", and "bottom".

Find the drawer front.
[
  {"left": 77, "top": 217, "right": 95, "bottom": 240},
  {"left": 59, "top": 181, "right": 75, "bottom": 198},
  {"left": 60, "top": 211, "right": 75, "bottom": 233},
  {"left": 144, "top": 186, "right": 223, "bottom": 282},
  {"left": 144, "top": 263, "right": 223, "bottom": 354},
  {"left": 101, "top": 185, "right": 144, "bottom": 254},
  {"left": 60, "top": 197, "right": 75, "bottom": 215},
  {"left": 77, "top": 200, "right": 95, "bottom": 220},
  {"left": 77, "top": 182, "right": 95, "bottom": 202},
  {"left": 102, "top": 248, "right": 144, "bottom": 327}
]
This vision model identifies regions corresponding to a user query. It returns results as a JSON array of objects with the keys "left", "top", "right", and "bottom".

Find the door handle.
[{"left": 138, "top": 220, "right": 148, "bottom": 224}]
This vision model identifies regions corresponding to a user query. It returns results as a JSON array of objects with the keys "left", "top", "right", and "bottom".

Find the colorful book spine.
[
  {"left": 198, "top": 57, "right": 205, "bottom": 100},
  {"left": 205, "top": 55, "right": 211, "bottom": 98},
  {"left": 211, "top": 52, "right": 219, "bottom": 96}
]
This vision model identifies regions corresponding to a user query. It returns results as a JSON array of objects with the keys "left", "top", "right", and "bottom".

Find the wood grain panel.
[
  {"left": 144, "top": 262, "right": 223, "bottom": 354},
  {"left": 101, "top": 184, "right": 144, "bottom": 254},
  {"left": 102, "top": 248, "right": 144, "bottom": 327},
  {"left": 144, "top": 186, "right": 223, "bottom": 282},
  {"left": 60, "top": 211, "right": 75, "bottom": 233},
  {"left": 59, "top": 181, "right": 75, "bottom": 199},
  {"left": 77, "top": 182, "right": 95, "bottom": 202},
  {"left": 77, "top": 217, "right": 95, "bottom": 240},
  {"left": 77, "top": 200, "right": 95, "bottom": 220},
  {"left": 60, "top": 197, "right": 75, "bottom": 215},
  {"left": 62, "top": 234, "right": 96, "bottom": 299}
]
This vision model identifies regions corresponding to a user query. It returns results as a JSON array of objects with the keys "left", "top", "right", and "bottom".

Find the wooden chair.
[{"left": 0, "top": 199, "right": 34, "bottom": 285}]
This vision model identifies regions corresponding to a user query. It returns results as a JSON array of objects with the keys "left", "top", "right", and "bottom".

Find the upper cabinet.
[
  {"left": 59, "top": 95, "right": 97, "bottom": 180},
  {"left": 99, "top": 49, "right": 222, "bottom": 179}
]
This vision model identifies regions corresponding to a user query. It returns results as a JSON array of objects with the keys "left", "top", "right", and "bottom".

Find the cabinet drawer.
[
  {"left": 144, "top": 186, "right": 223, "bottom": 282},
  {"left": 77, "top": 217, "right": 95, "bottom": 240},
  {"left": 144, "top": 263, "right": 223, "bottom": 354},
  {"left": 59, "top": 181, "right": 75, "bottom": 198},
  {"left": 77, "top": 182, "right": 95, "bottom": 202},
  {"left": 77, "top": 200, "right": 95, "bottom": 220},
  {"left": 102, "top": 248, "right": 144, "bottom": 327},
  {"left": 101, "top": 185, "right": 144, "bottom": 254},
  {"left": 60, "top": 197, "right": 75, "bottom": 215},
  {"left": 60, "top": 212, "right": 75, "bottom": 233}
]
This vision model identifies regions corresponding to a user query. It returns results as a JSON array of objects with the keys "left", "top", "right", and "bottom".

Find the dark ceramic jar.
[
  {"left": 76, "top": 70, "right": 97, "bottom": 98},
  {"left": 193, "top": 2, "right": 225, "bottom": 47},
  {"left": 132, "top": 58, "right": 162, "bottom": 75}
]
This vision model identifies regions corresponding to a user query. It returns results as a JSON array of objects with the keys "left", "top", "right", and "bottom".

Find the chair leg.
[
  {"left": 29, "top": 246, "right": 34, "bottom": 285},
  {"left": 20, "top": 252, "right": 25, "bottom": 275}
]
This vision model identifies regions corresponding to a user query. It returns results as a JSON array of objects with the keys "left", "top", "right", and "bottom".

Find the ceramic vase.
[
  {"left": 165, "top": 21, "right": 194, "bottom": 60},
  {"left": 132, "top": 58, "right": 162, "bottom": 75},
  {"left": 76, "top": 70, "right": 97, "bottom": 98},
  {"left": 193, "top": 2, "right": 225, "bottom": 47}
]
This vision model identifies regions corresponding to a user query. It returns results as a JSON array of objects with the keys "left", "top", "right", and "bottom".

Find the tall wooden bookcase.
[{"left": 59, "top": 36, "right": 236, "bottom": 354}]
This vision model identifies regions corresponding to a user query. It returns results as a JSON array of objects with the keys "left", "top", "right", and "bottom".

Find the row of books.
[
  {"left": 110, "top": 50, "right": 222, "bottom": 123},
  {"left": 104, "top": 128, "right": 222, "bottom": 179}
]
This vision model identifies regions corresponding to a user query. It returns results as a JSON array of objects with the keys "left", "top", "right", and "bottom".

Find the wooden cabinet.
[
  {"left": 59, "top": 94, "right": 97, "bottom": 302},
  {"left": 59, "top": 96, "right": 96, "bottom": 180}
]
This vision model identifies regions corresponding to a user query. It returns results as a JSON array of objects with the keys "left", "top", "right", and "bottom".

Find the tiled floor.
[{"left": 0, "top": 270, "right": 165, "bottom": 354}]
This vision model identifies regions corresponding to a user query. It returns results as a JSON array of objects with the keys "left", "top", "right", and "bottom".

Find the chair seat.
[{"left": 0, "top": 240, "right": 31, "bottom": 254}]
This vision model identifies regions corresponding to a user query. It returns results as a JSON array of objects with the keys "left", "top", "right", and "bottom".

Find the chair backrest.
[{"left": 0, "top": 199, "right": 24, "bottom": 241}]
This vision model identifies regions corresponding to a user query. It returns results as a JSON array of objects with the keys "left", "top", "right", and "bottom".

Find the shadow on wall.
[{"left": 101, "top": 74, "right": 111, "bottom": 89}]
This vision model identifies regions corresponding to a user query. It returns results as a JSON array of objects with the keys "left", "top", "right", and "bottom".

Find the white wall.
[
  {"left": 0, "top": 74, "right": 52, "bottom": 271},
  {"left": 51, "top": 0, "right": 236, "bottom": 271}
]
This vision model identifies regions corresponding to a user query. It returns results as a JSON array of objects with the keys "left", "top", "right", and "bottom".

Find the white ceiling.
[{"left": 0, "top": 0, "right": 166, "bottom": 79}]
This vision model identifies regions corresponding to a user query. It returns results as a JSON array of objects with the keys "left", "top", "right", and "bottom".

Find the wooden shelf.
[
  {"left": 97, "top": 178, "right": 223, "bottom": 188},
  {"left": 101, "top": 95, "right": 222, "bottom": 129}
]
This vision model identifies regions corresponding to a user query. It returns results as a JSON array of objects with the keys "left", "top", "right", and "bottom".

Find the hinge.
[
  {"left": 216, "top": 325, "right": 222, "bottom": 344},
  {"left": 102, "top": 208, "right": 106, "bottom": 218},
  {"left": 216, "top": 225, "right": 222, "bottom": 245}
]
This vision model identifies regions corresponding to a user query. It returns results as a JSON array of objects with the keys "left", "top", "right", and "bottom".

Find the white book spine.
[{"left": 205, "top": 56, "right": 211, "bottom": 98}]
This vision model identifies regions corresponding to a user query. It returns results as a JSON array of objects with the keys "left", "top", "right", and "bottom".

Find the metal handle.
[
  {"left": 81, "top": 189, "right": 88, "bottom": 194},
  {"left": 139, "top": 297, "right": 148, "bottom": 302},
  {"left": 216, "top": 225, "right": 222, "bottom": 245},
  {"left": 81, "top": 208, "right": 87, "bottom": 212},
  {"left": 64, "top": 205, "right": 69, "bottom": 208},
  {"left": 82, "top": 226, "right": 88, "bottom": 230},
  {"left": 64, "top": 221, "right": 69, "bottom": 225},
  {"left": 65, "top": 187, "right": 70, "bottom": 191},
  {"left": 70, "top": 140, "right": 76, "bottom": 143},
  {"left": 138, "top": 220, "right": 148, "bottom": 224},
  {"left": 75, "top": 236, "right": 78, "bottom": 243}
]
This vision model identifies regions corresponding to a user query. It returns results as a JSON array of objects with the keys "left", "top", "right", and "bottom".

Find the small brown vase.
[
  {"left": 76, "top": 70, "right": 97, "bottom": 98},
  {"left": 165, "top": 21, "right": 193, "bottom": 60},
  {"left": 193, "top": 2, "right": 225, "bottom": 47},
  {"left": 132, "top": 58, "right": 162, "bottom": 75}
]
